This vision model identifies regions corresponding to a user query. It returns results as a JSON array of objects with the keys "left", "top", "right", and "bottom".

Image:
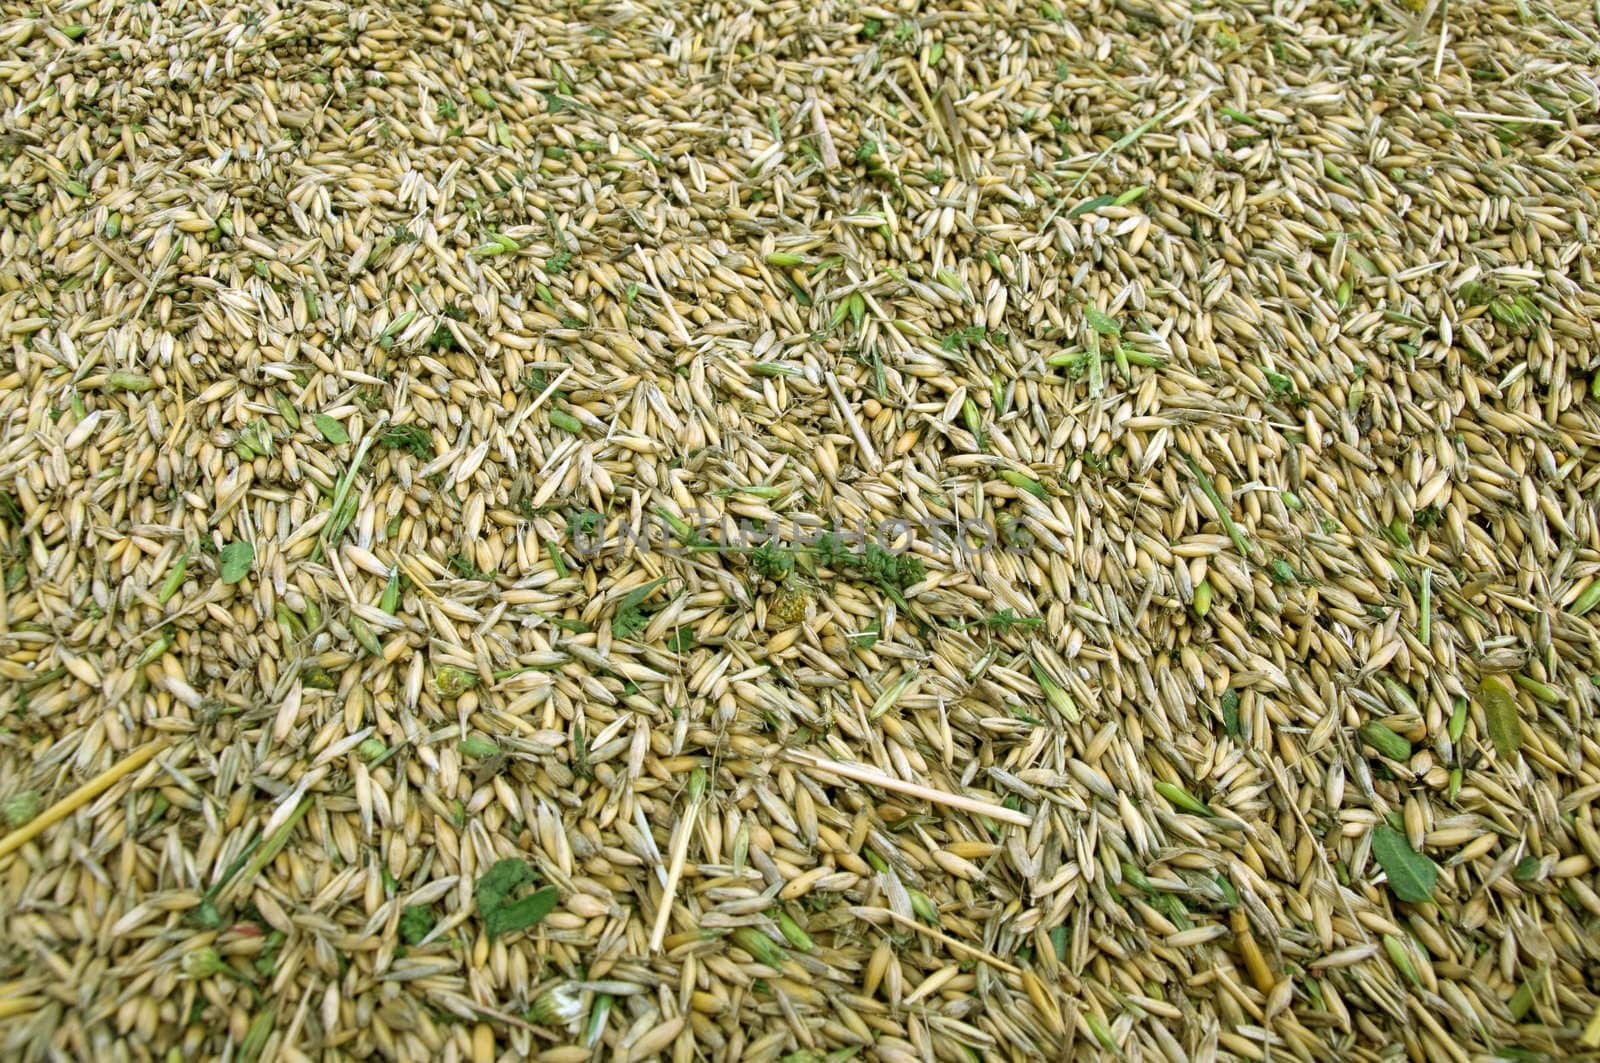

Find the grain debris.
[{"left": 2, "top": 0, "right": 1600, "bottom": 1059}]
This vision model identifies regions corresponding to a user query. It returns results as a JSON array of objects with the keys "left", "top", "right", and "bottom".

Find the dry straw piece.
[{"left": 1, "top": 0, "right": 1599, "bottom": 1059}]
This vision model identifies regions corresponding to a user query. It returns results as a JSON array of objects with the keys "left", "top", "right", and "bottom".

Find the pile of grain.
[{"left": 3, "top": 0, "right": 1600, "bottom": 1059}]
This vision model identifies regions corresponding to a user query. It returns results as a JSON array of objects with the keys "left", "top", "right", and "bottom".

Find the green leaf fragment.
[
  {"left": 1180, "top": 451, "right": 1254, "bottom": 562},
  {"left": 238, "top": 797, "right": 312, "bottom": 891},
  {"left": 1068, "top": 194, "right": 1116, "bottom": 218},
  {"left": 475, "top": 858, "right": 559, "bottom": 939},
  {"left": 1085, "top": 307, "right": 1121, "bottom": 335},
  {"left": 399, "top": 904, "right": 437, "bottom": 945},
  {"left": 655, "top": 506, "right": 699, "bottom": 545},
  {"left": 611, "top": 577, "right": 669, "bottom": 639},
  {"left": 313, "top": 414, "right": 349, "bottom": 444},
  {"left": 1371, "top": 824, "right": 1437, "bottom": 904},
  {"left": 1219, "top": 688, "right": 1240, "bottom": 738},
  {"left": 1508, "top": 968, "right": 1547, "bottom": 1020},
  {"left": 219, "top": 541, "right": 254, "bottom": 584},
  {"left": 379, "top": 568, "right": 401, "bottom": 615},
  {"left": 378, "top": 424, "right": 435, "bottom": 460},
  {"left": 1477, "top": 675, "right": 1522, "bottom": 759}
]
